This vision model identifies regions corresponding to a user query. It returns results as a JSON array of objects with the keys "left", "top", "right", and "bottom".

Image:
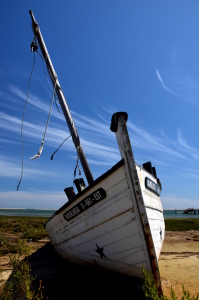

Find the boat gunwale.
[{"left": 45, "top": 158, "right": 125, "bottom": 226}]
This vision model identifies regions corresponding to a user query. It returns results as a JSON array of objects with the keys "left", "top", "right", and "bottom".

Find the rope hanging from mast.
[
  {"left": 51, "top": 135, "right": 71, "bottom": 160},
  {"left": 17, "top": 35, "right": 57, "bottom": 189},
  {"left": 74, "top": 151, "right": 81, "bottom": 178},
  {"left": 17, "top": 50, "right": 36, "bottom": 191},
  {"left": 37, "top": 50, "right": 63, "bottom": 115},
  {"left": 30, "top": 77, "right": 57, "bottom": 160}
]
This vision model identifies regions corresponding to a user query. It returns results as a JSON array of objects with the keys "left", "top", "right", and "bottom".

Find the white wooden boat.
[{"left": 29, "top": 11, "right": 165, "bottom": 295}]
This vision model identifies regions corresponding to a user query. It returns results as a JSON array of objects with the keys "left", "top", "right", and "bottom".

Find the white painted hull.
[
  {"left": 45, "top": 162, "right": 164, "bottom": 280},
  {"left": 45, "top": 113, "right": 165, "bottom": 294},
  {"left": 137, "top": 164, "right": 165, "bottom": 260}
]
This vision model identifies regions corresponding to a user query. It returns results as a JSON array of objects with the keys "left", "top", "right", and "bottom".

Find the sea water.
[
  {"left": 0, "top": 208, "right": 198, "bottom": 218},
  {"left": 0, "top": 208, "right": 56, "bottom": 217},
  {"left": 163, "top": 210, "right": 199, "bottom": 219}
]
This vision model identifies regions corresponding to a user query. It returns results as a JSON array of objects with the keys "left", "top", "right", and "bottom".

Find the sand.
[
  {"left": 0, "top": 231, "right": 199, "bottom": 299},
  {"left": 158, "top": 230, "right": 199, "bottom": 298}
]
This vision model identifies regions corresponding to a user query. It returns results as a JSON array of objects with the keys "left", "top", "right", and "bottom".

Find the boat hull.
[
  {"left": 45, "top": 159, "right": 164, "bottom": 281},
  {"left": 45, "top": 112, "right": 165, "bottom": 295}
]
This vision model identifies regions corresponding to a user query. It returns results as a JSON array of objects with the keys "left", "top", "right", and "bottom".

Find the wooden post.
[{"left": 110, "top": 112, "right": 163, "bottom": 296}]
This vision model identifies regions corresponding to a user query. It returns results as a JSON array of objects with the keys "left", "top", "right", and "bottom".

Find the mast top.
[{"left": 29, "top": 10, "right": 94, "bottom": 186}]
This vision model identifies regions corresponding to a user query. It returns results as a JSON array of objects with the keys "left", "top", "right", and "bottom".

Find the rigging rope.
[
  {"left": 74, "top": 151, "right": 81, "bottom": 179},
  {"left": 17, "top": 52, "right": 36, "bottom": 191},
  {"left": 43, "top": 80, "right": 57, "bottom": 142},
  {"left": 37, "top": 51, "right": 53, "bottom": 93},
  {"left": 51, "top": 135, "right": 71, "bottom": 160},
  {"left": 30, "top": 77, "right": 57, "bottom": 160},
  {"left": 17, "top": 46, "right": 57, "bottom": 189},
  {"left": 37, "top": 51, "right": 80, "bottom": 177},
  {"left": 37, "top": 50, "right": 63, "bottom": 114},
  {"left": 17, "top": 38, "right": 68, "bottom": 189}
]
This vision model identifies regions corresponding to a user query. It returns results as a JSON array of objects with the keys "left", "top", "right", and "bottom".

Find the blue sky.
[{"left": 1, "top": 1, "right": 199, "bottom": 209}]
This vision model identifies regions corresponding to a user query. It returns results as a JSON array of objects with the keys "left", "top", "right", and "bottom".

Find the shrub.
[
  {"left": 0, "top": 240, "right": 47, "bottom": 300},
  {"left": 0, "top": 237, "right": 32, "bottom": 256},
  {"left": 1, "top": 256, "right": 45, "bottom": 300},
  {"left": 142, "top": 266, "right": 199, "bottom": 300}
]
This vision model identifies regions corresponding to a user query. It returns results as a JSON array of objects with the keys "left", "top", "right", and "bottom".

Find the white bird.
[{"left": 30, "top": 141, "right": 44, "bottom": 160}]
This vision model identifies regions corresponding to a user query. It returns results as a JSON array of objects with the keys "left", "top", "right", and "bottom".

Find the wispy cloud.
[
  {"left": 0, "top": 111, "right": 118, "bottom": 163},
  {"left": 0, "top": 154, "right": 54, "bottom": 179},
  {"left": 1, "top": 82, "right": 199, "bottom": 193},
  {"left": 8, "top": 85, "right": 57, "bottom": 115},
  {"left": 1, "top": 96, "right": 198, "bottom": 170},
  {"left": 155, "top": 48, "right": 199, "bottom": 104},
  {"left": 128, "top": 121, "right": 186, "bottom": 159},
  {"left": 72, "top": 111, "right": 112, "bottom": 138},
  {"left": 178, "top": 130, "right": 199, "bottom": 159},
  {"left": 155, "top": 69, "right": 175, "bottom": 95}
]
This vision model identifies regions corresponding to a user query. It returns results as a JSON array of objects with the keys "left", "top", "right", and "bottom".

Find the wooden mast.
[{"left": 29, "top": 10, "right": 94, "bottom": 186}]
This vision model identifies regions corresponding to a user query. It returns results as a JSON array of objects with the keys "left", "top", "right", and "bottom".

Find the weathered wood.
[
  {"left": 110, "top": 112, "right": 164, "bottom": 295},
  {"left": 45, "top": 113, "right": 165, "bottom": 297}
]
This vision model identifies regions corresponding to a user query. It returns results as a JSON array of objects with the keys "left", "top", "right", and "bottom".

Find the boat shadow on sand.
[{"left": 27, "top": 243, "right": 146, "bottom": 299}]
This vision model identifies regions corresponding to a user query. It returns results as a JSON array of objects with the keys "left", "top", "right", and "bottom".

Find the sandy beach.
[
  {"left": 158, "top": 230, "right": 199, "bottom": 298},
  {"left": 0, "top": 230, "right": 199, "bottom": 299}
]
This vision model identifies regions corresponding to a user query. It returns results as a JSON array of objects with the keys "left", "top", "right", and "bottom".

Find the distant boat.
[{"left": 28, "top": 10, "right": 165, "bottom": 296}]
